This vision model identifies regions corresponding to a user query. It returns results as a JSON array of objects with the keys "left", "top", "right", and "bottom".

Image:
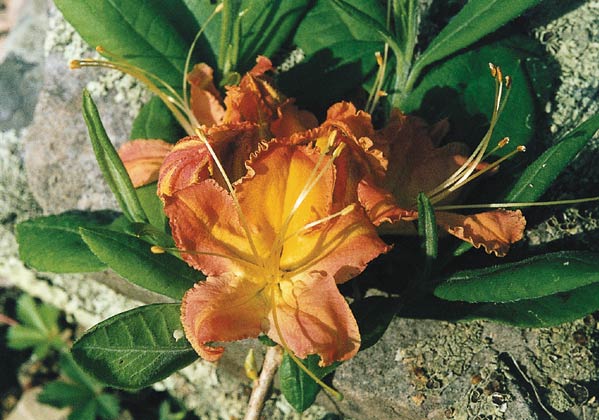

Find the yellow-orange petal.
[
  {"left": 188, "top": 63, "right": 225, "bottom": 126},
  {"left": 324, "top": 101, "right": 375, "bottom": 140},
  {"left": 157, "top": 136, "right": 213, "bottom": 197},
  {"left": 163, "top": 179, "right": 257, "bottom": 276},
  {"left": 270, "top": 99, "right": 318, "bottom": 138},
  {"left": 181, "top": 274, "right": 268, "bottom": 361},
  {"left": 379, "top": 111, "right": 469, "bottom": 207},
  {"left": 118, "top": 139, "right": 173, "bottom": 188},
  {"left": 235, "top": 142, "right": 335, "bottom": 257},
  {"left": 357, "top": 179, "right": 417, "bottom": 226},
  {"left": 436, "top": 210, "right": 526, "bottom": 257},
  {"left": 282, "top": 203, "right": 390, "bottom": 284},
  {"left": 266, "top": 272, "right": 361, "bottom": 366}
]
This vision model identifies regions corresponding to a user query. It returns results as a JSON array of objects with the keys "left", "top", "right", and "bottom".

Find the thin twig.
[
  {"left": 244, "top": 345, "right": 283, "bottom": 420},
  {"left": 0, "top": 313, "right": 18, "bottom": 326}
]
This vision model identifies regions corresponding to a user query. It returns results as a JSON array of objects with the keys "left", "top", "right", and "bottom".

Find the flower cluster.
[{"left": 119, "top": 57, "right": 525, "bottom": 366}]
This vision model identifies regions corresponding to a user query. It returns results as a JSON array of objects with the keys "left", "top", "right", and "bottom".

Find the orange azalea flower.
[
  {"left": 358, "top": 110, "right": 526, "bottom": 256},
  {"left": 190, "top": 56, "right": 317, "bottom": 136},
  {"left": 118, "top": 56, "right": 317, "bottom": 192},
  {"left": 163, "top": 142, "right": 389, "bottom": 366}
]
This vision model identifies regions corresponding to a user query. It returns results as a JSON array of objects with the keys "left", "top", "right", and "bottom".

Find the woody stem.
[{"left": 244, "top": 345, "right": 283, "bottom": 420}]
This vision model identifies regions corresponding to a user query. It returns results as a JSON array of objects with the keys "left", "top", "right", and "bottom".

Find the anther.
[
  {"left": 489, "top": 63, "right": 497, "bottom": 77},
  {"left": 332, "top": 143, "right": 346, "bottom": 159},
  {"left": 375, "top": 51, "right": 383, "bottom": 66},
  {"left": 496, "top": 66, "right": 503, "bottom": 83},
  {"left": 377, "top": 90, "right": 388, "bottom": 97},
  {"left": 517, "top": 145, "right": 526, "bottom": 152},
  {"left": 150, "top": 245, "right": 166, "bottom": 254},
  {"left": 498, "top": 137, "right": 510, "bottom": 148},
  {"left": 505, "top": 75, "right": 512, "bottom": 89},
  {"left": 69, "top": 60, "right": 81, "bottom": 70}
]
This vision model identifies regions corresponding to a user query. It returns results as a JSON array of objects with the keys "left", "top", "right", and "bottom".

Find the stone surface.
[
  {"left": 6, "top": 387, "right": 68, "bottom": 420},
  {"left": 1, "top": 1, "right": 599, "bottom": 420}
]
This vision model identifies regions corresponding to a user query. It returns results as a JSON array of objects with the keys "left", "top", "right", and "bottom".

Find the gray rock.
[{"left": 2, "top": 1, "right": 599, "bottom": 420}]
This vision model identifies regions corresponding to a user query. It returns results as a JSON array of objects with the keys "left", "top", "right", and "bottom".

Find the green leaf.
[
  {"left": 7, "top": 295, "right": 64, "bottom": 357},
  {"left": 130, "top": 96, "right": 183, "bottom": 143},
  {"left": 331, "top": 0, "right": 404, "bottom": 62},
  {"left": 15, "top": 294, "right": 55, "bottom": 333},
  {"left": 82, "top": 91, "right": 148, "bottom": 223},
  {"left": 466, "top": 281, "right": 599, "bottom": 328},
  {"left": 279, "top": 0, "right": 385, "bottom": 113},
  {"left": 411, "top": 0, "right": 541, "bottom": 78},
  {"left": 6, "top": 326, "right": 48, "bottom": 351},
  {"left": 16, "top": 211, "right": 116, "bottom": 273},
  {"left": 402, "top": 37, "right": 540, "bottom": 155},
  {"left": 72, "top": 303, "right": 197, "bottom": 389},
  {"left": 38, "top": 381, "right": 93, "bottom": 409},
  {"left": 69, "top": 400, "right": 98, "bottom": 420},
  {"left": 279, "top": 353, "right": 339, "bottom": 412},
  {"left": 506, "top": 114, "right": 599, "bottom": 201},
  {"left": 351, "top": 296, "right": 398, "bottom": 350},
  {"left": 60, "top": 353, "right": 103, "bottom": 393},
  {"left": 435, "top": 251, "right": 599, "bottom": 303},
  {"left": 417, "top": 193, "right": 438, "bottom": 281},
  {"left": 96, "top": 394, "right": 121, "bottom": 420},
  {"left": 235, "top": 0, "right": 310, "bottom": 72},
  {"left": 79, "top": 227, "right": 199, "bottom": 300},
  {"left": 136, "top": 183, "right": 167, "bottom": 232},
  {"left": 54, "top": 0, "right": 190, "bottom": 90}
]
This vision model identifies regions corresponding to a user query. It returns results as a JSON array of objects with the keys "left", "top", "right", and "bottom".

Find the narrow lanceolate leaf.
[
  {"left": 16, "top": 211, "right": 116, "bottom": 273},
  {"left": 435, "top": 251, "right": 599, "bottom": 303},
  {"left": 417, "top": 193, "right": 437, "bottom": 281},
  {"left": 53, "top": 0, "right": 190, "bottom": 90},
  {"left": 506, "top": 113, "right": 599, "bottom": 201},
  {"left": 136, "top": 183, "right": 167, "bottom": 232},
  {"left": 82, "top": 90, "right": 148, "bottom": 224},
  {"left": 72, "top": 304, "right": 197, "bottom": 389},
  {"left": 279, "top": 354, "right": 339, "bottom": 412},
  {"left": 411, "top": 0, "right": 541, "bottom": 78},
  {"left": 466, "top": 281, "right": 599, "bottom": 328},
  {"left": 80, "top": 227, "right": 200, "bottom": 300}
]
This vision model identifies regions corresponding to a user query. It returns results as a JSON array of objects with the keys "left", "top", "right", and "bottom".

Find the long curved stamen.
[
  {"left": 426, "top": 64, "right": 512, "bottom": 204},
  {"left": 71, "top": 55, "right": 197, "bottom": 136},
  {"left": 270, "top": 137, "right": 346, "bottom": 269},
  {"left": 283, "top": 204, "right": 356, "bottom": 243},
  {"left": 269, "top": 287, "right": 343, "bottom": 400},
  {"left": 429, "top": 145, "right": 527, "bottom": 205},
  {"left": 434, "top": 196, "right": 599, "bottom": 211},
  {"left": 193, "top": 127, "right": 264, "bottom": 268},
  {"left": 150, "top": 245, "right": 260, "bottom": 267}
]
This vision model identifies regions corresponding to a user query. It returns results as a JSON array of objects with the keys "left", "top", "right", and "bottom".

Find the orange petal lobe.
[
  {"left": 188, "top": 63, "right": 225, "bottom": 126},
  {"left": 118, "top": 139, "right": 173, "bottom": 188},
  {"left": 436, "top": 210, "right": 526, "bottom": 257},
  {"left": 181, "top": 274, "right": 268, "bottom": 361},
  {"left": 357, "top": 179, "right": 417, "bottom": 226},
  {"left": 157, "top": 136, "right": 212, "bottom": 197},
  {"left": 267, "top": 272, "right": 361, "bottom": 366},
  {"left": 282, "top": 204, "right": 390, "bottom": 284},
  {"left": 164, "top": 180, "right": 256, "bottom": 276}
]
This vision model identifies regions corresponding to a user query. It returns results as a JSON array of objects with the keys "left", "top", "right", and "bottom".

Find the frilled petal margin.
[
  {"left": 436, "top": 209, "right": 526, "bottom": 257},
  {"left": 181, "top": 273, "right": 268, "bottom": 361}
]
